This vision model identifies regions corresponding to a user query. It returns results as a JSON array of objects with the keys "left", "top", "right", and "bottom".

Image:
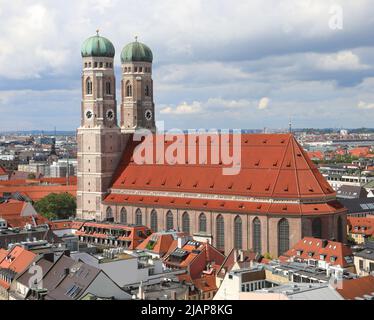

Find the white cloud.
[
  {"left": 258, "top": 97, "right": 270, "bottom": 110},
  {"left": 1, "top": 0, "right": 374, "bottom": 129},
  {"left": 160, "top": 101, "right": 202, "bottom": 115},
  {"left": 315, "top": 51, "right": 369, "bottom": 71},
  {"left": 358, "top": 101, "right": 374, "bottom": 110}
]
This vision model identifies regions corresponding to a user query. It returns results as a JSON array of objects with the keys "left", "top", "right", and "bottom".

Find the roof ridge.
[
  {"left": 290, "top": 136, "right": 302, "bottom": 199},
  {"left": 270, "top": 134, "right": 293, "bottom": 198}
]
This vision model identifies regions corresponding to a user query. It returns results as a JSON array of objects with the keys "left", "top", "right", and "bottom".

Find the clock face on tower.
[
  {"left": 86, "top": 110, "right": 93, "bottom": 119},
  {"left": 145, "top": 109, "right": 153, "bottom": 121},
  {"left": 106, "top": 109, "right": 114, "bottom": 121}
]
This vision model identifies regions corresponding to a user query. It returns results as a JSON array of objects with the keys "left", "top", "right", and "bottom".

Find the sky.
[{"left": 1, "top": 0, "right": 374, "bottom": 131}]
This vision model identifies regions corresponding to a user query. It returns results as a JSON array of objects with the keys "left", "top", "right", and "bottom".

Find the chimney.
[
  {"left": 177, "top": 236, "right": 188, "bottom": 249},
  {"left": 138, "top": 281, "right": 145, "bottom": 300},
  {"left": 239, "top": 250, "right": 244, "bottom": 262},
  {"left": 234, "top": 249, "right": 238, "bottom": 263},
  {"left": 171, "top": 290, "right": 177, "bottom": 300}
]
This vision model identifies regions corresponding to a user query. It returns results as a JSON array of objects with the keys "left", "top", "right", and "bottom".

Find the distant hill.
[{"left": 0, "top": 130, "right": 76, "bottom": 136}]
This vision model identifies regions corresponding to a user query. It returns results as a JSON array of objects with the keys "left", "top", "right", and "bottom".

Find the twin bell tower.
[{"left": 77, "top": 32, "right": 155, "bottom": 220}]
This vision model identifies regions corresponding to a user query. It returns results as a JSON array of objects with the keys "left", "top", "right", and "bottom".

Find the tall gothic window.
[
  {"left": 337, "top": 216, "right": 343, "bottom": 242},
  {"left": 182, "top": 212, "right": 190, "bottom": 234},
  {"left": 166, "top": 211, "right": 173, "bottom": 230},
  {"left": 216, "top": 215, "right": 225, "bottom": 252},
  {"left": 106, "top": 207, "right": 113, "bottom": 219},
  {"left": 234, "top": 216, "right": 242, "bottom": 249},
  {"left": 253, "top": 217, "right": 262, "bottom": 254},
  {"left": 199, "top": 213, "right": 207, "bottom": 233},
  {"left": 86, "top": 78, "right": 93, "bottom": 95},
  {"left": 151, "top": 210, "right": 158, "bottom": 232},
  {"left": 135, "top": 208, "right": 142, "bottom": 225},
  {"left": 120, "top": 208, "right": 127, "bottom": 224},
  {"left": 312, "top": 218, "right": 322, "bottom": 239},
  {"left": 278, "top": 218, "right": 289, "bottom": 256},
  {"left": 105, "top": 81, "right": 111, "bottom": 95},
  {"left": 126, "top": 81, "right": 132, "bottom": 97},
  {"left": 145, "top": 85, "right": 150, "bottom": 96}
]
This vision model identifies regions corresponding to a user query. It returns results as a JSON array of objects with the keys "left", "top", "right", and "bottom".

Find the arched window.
[
  {"left": 199, "top": 213, "right": 207, "bottom": 233},
  {"left": 105, "top": 81, "right": 111, "bottom": 95},
  {"left": 234, "top": 216, "right": 242, "bottom": 249},
  {"left": 126, "top": 82, "right": 132, "bottom": 97},
  {"left": 312, "top": 218, "right": 322, "bottom": 239},
  {"left": 337, "top": 216, "right": 343, "bottom": 242},
  {"left": 94, "top": 62, "right": 98, "bottom": 68},
  {"left": 86, "top": 78, "right": 93, "bottom": 95},
  {"left": 120, "top": 208, "right": 127, "bottom": 224},
  {"left": 216, "top": 215, "right": 225, "bottom": 252},
  {"left": 135, "top": 208, "right": 142, "bottom": 225},
  {"left": 145, "top": 85, "right": 150, "bottom": 96},
  {"left": 253, "top": 217, "right": 262, "bottom": 254},
  {"left": 84, "top": 62, "right": 87, "bottom": 68},
  {"left": 106, "top": 207, "right": 113, "bottom": 219},
  {"left": 166, "top": 211, "right": 173, "bottom": 230},
  {"left": 182, "top": 212, "right": 190, "bottom": 234},
  {"left": 278, "top": 218, "right": 289, "bottom": 256},
  {"left": 151, "top": 210, "right": 158, "bottom": 232}
]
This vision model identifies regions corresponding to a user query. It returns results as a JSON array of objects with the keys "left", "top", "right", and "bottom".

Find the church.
[{"left": 76, "top": 32, "right": 347, "bottom": 257}]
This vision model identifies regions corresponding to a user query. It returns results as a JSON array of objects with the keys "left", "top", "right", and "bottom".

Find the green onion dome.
[
  {"left": 81, "top": 32, "right": 115, "bottom": 58},
  {"left": 121, "top": 39, "right": 153, "bottom": 63}
]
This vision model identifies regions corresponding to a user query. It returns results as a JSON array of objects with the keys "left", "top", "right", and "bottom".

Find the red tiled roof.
[
  {"left": 192, "top": 274, "right": 217, "bottom": 293},
  {"left": 0, "top": 199, "right": 49, "bottom": 228},
  {"left": 136, "top": 232, "right": 178, "bottom": 256},
  {"left": 110, "top": 134, "right": 335, "bottom": 200},
  {"left": 336, "top": 276, "right": 374, "bottom": 300},
  {"left": 49, "top": 220, "right": 74, "bottom": 230},
  {"left": 75, "top": 222, "right": 151, "bottom": 250},
  {"left": 348, "top": 216, "right": 374, "bottom": 236},
  {"left": 164, "top": 241, "right": 225, "bottom": 279},
  {"left": 0, "top": 249, "right": 7, "bottom": 261},
  {"left": 0, "top": 246, "right": 36, "bottom": 273},
  {"left": 104, "top": 193, "right": 345, "bottom": 216},
  {"left": 0, "top": 199, "right": 26, "bottom": 216},
  {"left": 307, "top": 151, "right": 324, "bottom": 160},
  {"left": 217, "top": 248, "right": 260, "bottom": 278},
  {"left": 348, "top": 147, "right": 370, "bottom": 158},
  {"left": 0, "top": 166, "right": 7, "bottom": 176},
  {"left": 0, "top": 186, "right": 76, "bottom": 201},
  {"left": 3, "top": 216, "right": 49, "bottom": 228},
  {"left": 281, "top": 237, "right": 353, "bottom": 268}
]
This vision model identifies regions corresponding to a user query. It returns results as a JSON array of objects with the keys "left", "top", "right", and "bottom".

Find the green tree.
[
  {"left": 35, "top": 193, "right": 76, "bottom": 220},
  {"left": 263, "top": 252, "right": 273, "bottom": 260}
]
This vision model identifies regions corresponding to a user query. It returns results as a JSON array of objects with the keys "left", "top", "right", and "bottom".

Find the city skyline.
[{"left": 1, "top": 1, "right": 374, "bottom": 131}]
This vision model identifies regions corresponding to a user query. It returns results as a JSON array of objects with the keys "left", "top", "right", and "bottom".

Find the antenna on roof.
[{"left": 289, "top": 117, "right": 292, "bottom": 134}]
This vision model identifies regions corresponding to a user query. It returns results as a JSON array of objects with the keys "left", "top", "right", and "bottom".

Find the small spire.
[
  {"left": 135, "top": 35, "right": 138, "bottom": 42},
  {"left": 289, "top": 117, "right": 292, "bottom": 134},
  {"left": 96, "top": 29, "right": 100, "bottom": 36}
]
